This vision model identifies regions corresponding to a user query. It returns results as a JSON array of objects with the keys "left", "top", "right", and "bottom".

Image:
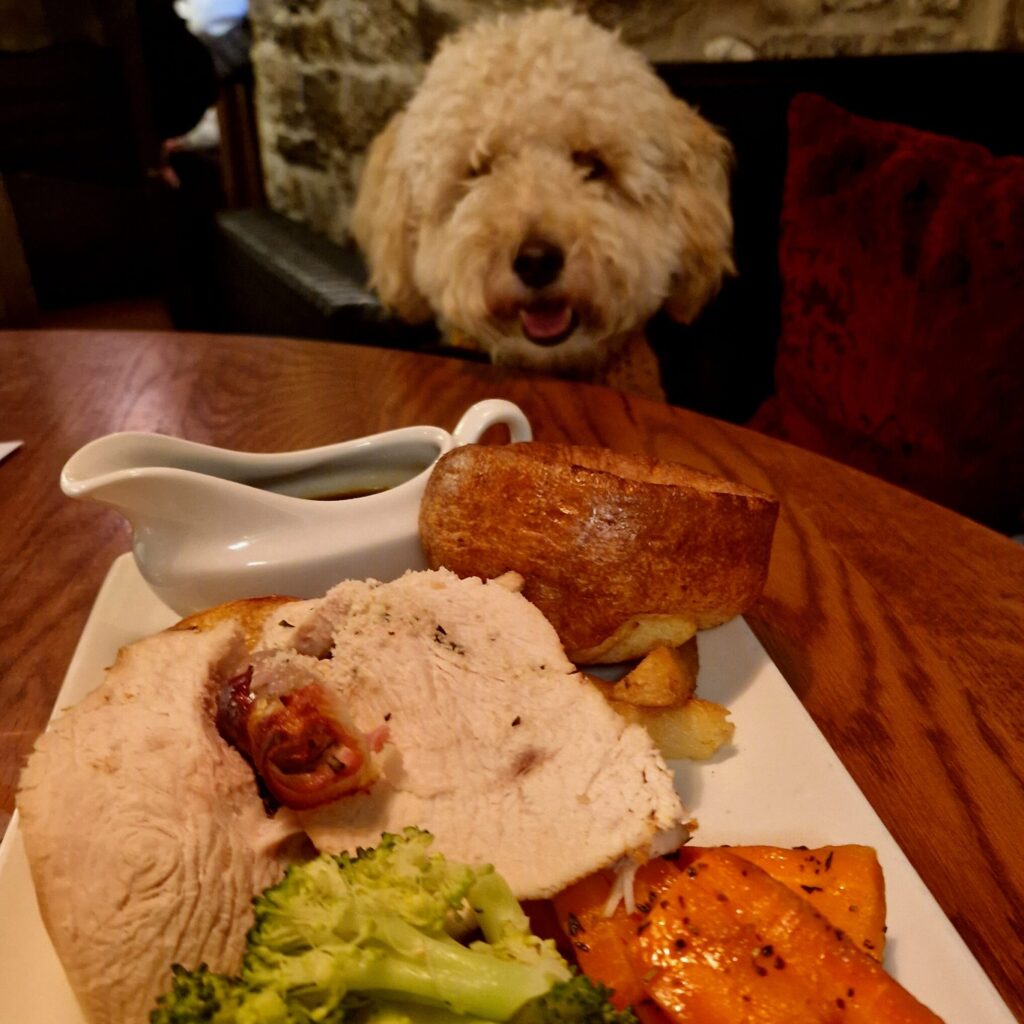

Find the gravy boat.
[{"left": 61, "top": 399, "right": 532, "bottom": 615}]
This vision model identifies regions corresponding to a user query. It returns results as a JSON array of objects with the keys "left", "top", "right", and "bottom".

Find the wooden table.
[{"left": 2, "top": 330, "right": 1022, "bottom": 1017}]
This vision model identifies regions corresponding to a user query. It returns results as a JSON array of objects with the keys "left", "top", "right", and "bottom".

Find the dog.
[{"left": 351, "top": 8, "right": 734, "bottom": 401}]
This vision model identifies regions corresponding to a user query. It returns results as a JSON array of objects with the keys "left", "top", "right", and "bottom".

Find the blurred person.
[{"left": 175, "top": 0, "right": 251, "bottom": 79}]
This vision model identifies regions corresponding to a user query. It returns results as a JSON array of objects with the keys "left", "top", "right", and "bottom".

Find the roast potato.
[
  {"left": 589, "top": 641, "right": 699, "bottom": 707},
  {"left": 610, "top": 697, "right": 734, "bottom": 761}
]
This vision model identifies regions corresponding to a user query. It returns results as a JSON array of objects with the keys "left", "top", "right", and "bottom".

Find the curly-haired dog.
[{"left": 352, "top": 9, "right": 733, "bottom": 400}]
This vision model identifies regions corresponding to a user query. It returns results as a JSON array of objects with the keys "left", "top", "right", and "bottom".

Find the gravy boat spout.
[{"left": 61, "top": 399, "right": 532, "bottom": 615}]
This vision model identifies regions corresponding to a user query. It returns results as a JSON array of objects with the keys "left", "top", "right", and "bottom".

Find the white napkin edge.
[{"left": 0, "top": 441, "right": 23, "bottom": 465}]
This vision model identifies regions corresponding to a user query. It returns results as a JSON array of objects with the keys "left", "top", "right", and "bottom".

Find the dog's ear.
[
  {"left": 351, "top": 112, "right": 432, "bottom": 323},
  {"left": 662, "top": 100, "right": 735, "bottom": 325}
]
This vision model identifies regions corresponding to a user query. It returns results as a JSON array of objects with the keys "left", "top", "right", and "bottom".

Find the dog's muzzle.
[{"left": 511, "top": 239, "right": 577, "bottom": 345}]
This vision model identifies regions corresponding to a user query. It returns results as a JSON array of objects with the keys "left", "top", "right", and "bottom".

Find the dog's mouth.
[{"left": 518, "top": 300, "right": 578, "bottom": 347}]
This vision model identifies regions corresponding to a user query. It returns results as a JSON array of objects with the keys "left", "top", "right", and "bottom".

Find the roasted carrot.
[
  {"left": 628, "top": 848, "right": 943, "bottom": 1023},
  {"left": 726, "top": 845, "right": 886, "bottom": 960},
  {"left": 552, "top": 860, "right": 680, "bottom": 1015},
  {"left": 551, "top": 869, "right": 646, "bottom": 1009}
]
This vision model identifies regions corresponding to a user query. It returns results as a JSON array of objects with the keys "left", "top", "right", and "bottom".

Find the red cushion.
[{"left": 751, "top": 93, "right": 1024, "bottom": 529}]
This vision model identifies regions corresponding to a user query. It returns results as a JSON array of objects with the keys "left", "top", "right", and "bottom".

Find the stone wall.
[{"left": 248, "top": 0, "right": 1020, "bottom": 245}]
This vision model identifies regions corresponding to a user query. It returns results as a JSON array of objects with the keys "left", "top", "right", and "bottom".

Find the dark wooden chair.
[{"left": 0, "top": 175, "right": 37, "bottom": 324}]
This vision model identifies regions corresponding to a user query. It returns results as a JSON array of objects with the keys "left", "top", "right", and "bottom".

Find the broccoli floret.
[
  {"left": 507, "top": 977, "right": 639, "bottom": 1024},
  {"left": 151, "top": 829, "right": 576, "bottom": 1023},
  {"left": 150, "top": 964, "right": 245, "bottom": 1023}
]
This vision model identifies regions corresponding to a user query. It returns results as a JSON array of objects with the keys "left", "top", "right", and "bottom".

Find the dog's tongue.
[{"left": 520, "top": 303, "right": 573, "bottom": 342}]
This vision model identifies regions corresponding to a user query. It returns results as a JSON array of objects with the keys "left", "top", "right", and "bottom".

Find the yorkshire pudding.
[{"left": 418, "top": 443, "right": 778, "bottom": 663}]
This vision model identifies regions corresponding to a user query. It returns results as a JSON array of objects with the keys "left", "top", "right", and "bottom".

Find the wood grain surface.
[{"left": 1, "top": 330, "right": 1022, "bottom": 1018}]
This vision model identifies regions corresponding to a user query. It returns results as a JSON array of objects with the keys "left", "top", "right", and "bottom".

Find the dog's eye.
[{"left": 572, "top": 150, "right": 609, "bottom": 182}]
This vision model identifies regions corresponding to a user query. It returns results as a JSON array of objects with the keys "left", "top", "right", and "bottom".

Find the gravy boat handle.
[{"left": 450, "top": 400, "right": 532, "bottom": 446}]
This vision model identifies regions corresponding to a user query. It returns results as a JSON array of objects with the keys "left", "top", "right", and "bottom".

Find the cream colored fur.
[{"left": 352, "top": 9, "right": 734, "bottom": 396}]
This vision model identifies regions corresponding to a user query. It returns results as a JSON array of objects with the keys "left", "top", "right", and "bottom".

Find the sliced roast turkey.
[
  {"left": 17, "top": 624, "right": 306, "bottom": 1024},
  {"left": 259, "top": 569, "right": 688, "bottom": 899}
]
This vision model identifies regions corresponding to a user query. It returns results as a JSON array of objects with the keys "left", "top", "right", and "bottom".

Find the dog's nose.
[{"left": 513, "top": 240, "right": 564, "bottom": 289}]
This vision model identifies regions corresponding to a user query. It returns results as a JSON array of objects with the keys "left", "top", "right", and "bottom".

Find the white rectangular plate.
[{"left": 0, "top": 554, "right": 1013, "bottom": 1022}]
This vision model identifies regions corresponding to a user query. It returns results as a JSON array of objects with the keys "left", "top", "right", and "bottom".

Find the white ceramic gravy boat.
[{"left": 61, "top": 399, "right": 532, "bottom": 615}]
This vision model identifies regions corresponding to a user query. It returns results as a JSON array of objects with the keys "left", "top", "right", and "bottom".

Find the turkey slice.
[
  {"left": 17, "top": 623, "right": 305, "bottom": 1024},
  {"left": 262, "top": 569, "right": 688, "bottom": 899}
]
